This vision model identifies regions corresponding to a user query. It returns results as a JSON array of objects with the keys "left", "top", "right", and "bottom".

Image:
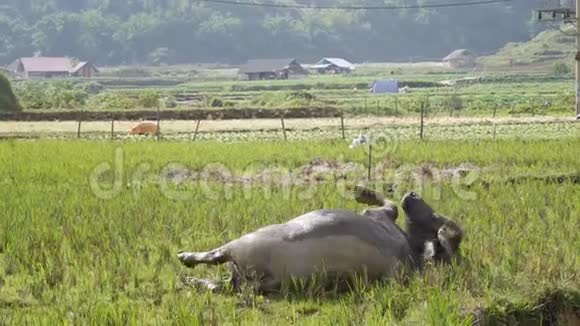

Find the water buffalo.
[{"left": 177, "top": 187, "right": 463, "bottom": 293}]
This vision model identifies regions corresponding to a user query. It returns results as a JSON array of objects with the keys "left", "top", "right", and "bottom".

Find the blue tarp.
[{"left": 371, "top": 79, "right": 399, "bottom": 94}]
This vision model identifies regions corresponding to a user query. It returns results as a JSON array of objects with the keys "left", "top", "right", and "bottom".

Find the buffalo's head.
[{"left": 401, "top": 192, "right": 464, "bottom": 266}]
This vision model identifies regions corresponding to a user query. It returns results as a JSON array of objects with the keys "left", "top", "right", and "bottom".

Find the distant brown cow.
[{"left": 129, "top": 121, "right": 159, "bottom": 135}]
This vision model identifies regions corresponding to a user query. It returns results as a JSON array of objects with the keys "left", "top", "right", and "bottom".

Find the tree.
[
  {"left": 0, "top": 73, "right": 22, "bottom": 112},
  {"left": 138, "top": 90, "right": 160, "bottom": 108}
]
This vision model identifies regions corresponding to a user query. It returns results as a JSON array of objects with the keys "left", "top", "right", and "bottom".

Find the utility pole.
[
  {"left": 576, "top": 0, "right": 579, "bottom": 118},
  {"left": 536, "top": 1, "right": 580, "bottom": 119}
]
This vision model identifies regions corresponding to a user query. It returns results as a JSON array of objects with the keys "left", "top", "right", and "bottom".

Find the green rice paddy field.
[{"left": 0, "top": 132, "right": 578, "bottom": 324}]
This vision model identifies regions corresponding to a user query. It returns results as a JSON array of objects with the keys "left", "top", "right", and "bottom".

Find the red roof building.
[{"left": 8, "top": 57, "right": 98, "bottom": 78}]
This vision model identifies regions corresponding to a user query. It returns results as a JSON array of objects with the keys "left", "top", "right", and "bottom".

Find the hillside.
[
  {"left": 479, "top": 27, "right": 575, "bottom": 67},
  {"left": 0, "top": 1, "right": 548, "bottom": 65}
]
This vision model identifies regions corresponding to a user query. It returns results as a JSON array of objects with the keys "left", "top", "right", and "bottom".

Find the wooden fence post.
[
  {"left": 420, "top": 102, "right": 425, "bottom": 140},
  {"left": 493, "top": 104, "right": 498, "bottom": 118},
  {"left": 156, "top": 103, "right": 161, "bottom": 141},
  {"left": 193, "top": 119, "right": 201, "bottom": 141},
  {"left": 340, "top": 110, "right": 345, "bottom": 140},
  {"left": 367, "top": 144, "right": 373, "bottom": 182},
  {"left": 281, "top": 114, "right": 287, "bottom": 141},
  {"left": 110, "top": 118, "right": 115, "bottom": 140},
  {"left": 77, "top": 111, "right": 82, "bottom": 138}
]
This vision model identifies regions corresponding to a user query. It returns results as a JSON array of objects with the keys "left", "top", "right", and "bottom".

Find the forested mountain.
[{"left": 0, "top": 1, "right": 552, "bottom": 65}]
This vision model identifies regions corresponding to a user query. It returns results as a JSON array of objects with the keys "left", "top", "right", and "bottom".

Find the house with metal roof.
[
  {"left": 238, "top": 58, "right": 307, "bottom": 80},
  {"left": 442, "top": 49, "right": 476, "bottom": 69},
  {"left": 311, "top": 57, "right": 355, "bottom": 74},
  {"left": 70, "top": 61, "right": 99, "bottom": 78}
]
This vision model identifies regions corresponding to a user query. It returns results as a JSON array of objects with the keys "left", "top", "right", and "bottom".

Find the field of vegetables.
[
  {"left": 0, "top": 134, "right": 578, "bottom": 324},
  {"left": 8, "top": 69, "right": 577, "bottom": 117}
]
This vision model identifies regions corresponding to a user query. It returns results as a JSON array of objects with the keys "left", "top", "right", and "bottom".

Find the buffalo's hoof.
[{"left": 177, "top": 252, "right": 197, "bottom": 268}]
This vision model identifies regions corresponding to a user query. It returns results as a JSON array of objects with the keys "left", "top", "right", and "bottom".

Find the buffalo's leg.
[
  {"left": 177, "top": 248, "right": 230, "bottom": 268},
  {"left": 257, "top": 276, "right": 282, "bottom": 294},
  {"left": 229, "top": 262, "right": 244, "bottom": 292},
  {"left": 228, "top": 263, "right": 280, "bottom": 294},
  {"left": 182, "top": 277, "right": 224, "bottom": 293}
]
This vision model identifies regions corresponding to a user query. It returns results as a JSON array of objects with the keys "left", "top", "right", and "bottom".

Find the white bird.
[{"left": 349, "top": 134, "right": 369, "bottom": 149}]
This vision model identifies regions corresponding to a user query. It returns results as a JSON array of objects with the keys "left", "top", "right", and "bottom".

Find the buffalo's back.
[{"left": 224, "top": 209, "right": 411, "bottom": 281}]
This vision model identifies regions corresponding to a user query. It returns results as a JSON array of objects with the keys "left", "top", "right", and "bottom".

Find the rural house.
[
  {"left": 239, "top": 58, "right": 307, "bottom": 80},
  {"left": 310, "top": 57, "right": 354, "bottom": 74},
  {"left": 442, "top": 49, "right": 477, "bottom": 68},
  {"left": 8, "top": 57, "right": 98, "bottom": 79},
  {"left": 70, "top": 61, "right": 99, "bottom": 78}
]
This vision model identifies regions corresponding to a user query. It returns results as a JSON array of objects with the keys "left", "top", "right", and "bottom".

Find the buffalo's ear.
[{"left": 437, "top": 220, "right": 464, "bottom": 255}]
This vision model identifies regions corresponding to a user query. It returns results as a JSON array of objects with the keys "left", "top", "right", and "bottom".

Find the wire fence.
[{"left": 0, "top": 106, "right": 575, "bottom": 143}]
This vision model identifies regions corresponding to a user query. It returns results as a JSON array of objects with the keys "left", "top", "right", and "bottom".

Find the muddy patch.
[
  {"left": 159, "top": 159, "right": 579, "bottom": 192},
  {"left": 158, "top": 159, "right": 494, "bottom": 189},
  {"left": 161, "top": 159, "right": 364, "bottom": 186}
]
